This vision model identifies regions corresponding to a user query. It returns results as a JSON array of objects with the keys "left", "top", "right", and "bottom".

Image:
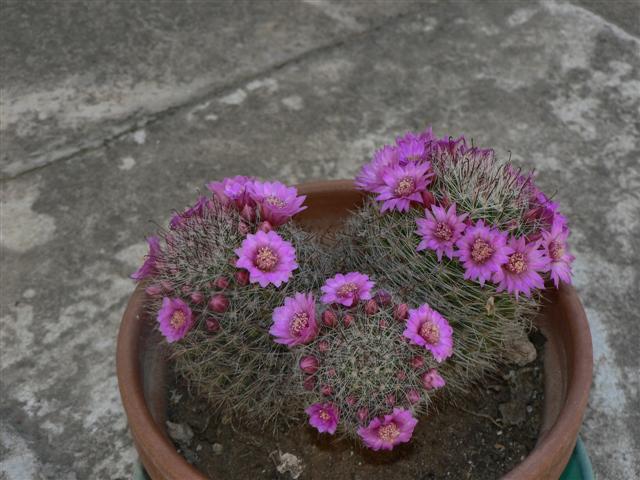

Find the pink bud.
[
  {"left": 321, "top": 384, "right": 333, "bottom": 396},
  {"left": 240, "top": 204, "right": 255, "bottom": 222},
  {"left": 258, "top": 221, "right": 272, "bottom": 233},
  {"left": 238, "top": 221, "right": 250, "bottom": 235},
  {"left": 357, "top": 408, "right": 369, "bottom": 424},
  {"left": 385, "top": 394, "right": 396, "bottom": 406},
  {"left": 322, "top": 309, "right": 338, "bottom": 328},
  {"left": 410, "top": 355, "right": 425, "bottom": 369},
  {"left": 181, "top": 285, "right": 191, "bottom": 294},
  {"left": 374, "top": 289, "right": 392, "bottom": 306},
  {"left": 303, "top": 375, "right": 316, "bottom": 391},
  {"left": 206, "top": 318, "right": 220, "bottom": 333},
  {"left": 343, "top": 314, "right": 354, "bottom": 328},
  {"left": 364, "top": 299, "right": 378, "bottom": 315},
  {"left": 441, "top": 194, "right": 451, "bottom": 209},
  {"left": 145, "top": 284, "right": 162, "bottom": 296},
  {"left": 299, "top": 356, "right": 319, "bottom": 374},
  {"left": 190, "top": 291, "right": 204, "bottom": 304},
  {"left": 234, "top": 270, "right": 250, "bottom": 286},
  {"left": 318, "top": 340, "right": 330, "bottom": 353},
  {"left": 346, "top": 395, "right": 357, "bottom": 406},
  {"left": 160, "top": 280, "right": 173, "bottom": 292},
  {"left": 214, "top": 276, "right": 230, "bottom": 290},
  {"left": 379, "top": 319, "right": 387, "bottom": 329},
  {"left": 407, "top": 389, "right": 421, "bottom": 404},
  {"left": 421, "top": 190, "right": 436, "bottom": 209},
  {"left": 396, "top": 371, "right": 407, "bottom": 381},
  {"left": 327, "top": 368, "right": 337, "bottom": 378},
  {"left": 208, "top": 294, "right": 229, "bottom": 313},
  {"left": 394, "top": 303, "right": 409, "bottom": 322}
]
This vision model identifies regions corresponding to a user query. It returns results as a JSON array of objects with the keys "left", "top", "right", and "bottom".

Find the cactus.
[
  {"left": 337, "top": 128, "right": 573, "bottom": 396},
  {"left": 134, "top": 180, "right": 332, "bottom": 429}
]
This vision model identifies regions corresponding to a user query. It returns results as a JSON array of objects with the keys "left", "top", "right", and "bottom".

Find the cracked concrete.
[{"left": 1, "top": 0, "right": 638, "bottom": 478}]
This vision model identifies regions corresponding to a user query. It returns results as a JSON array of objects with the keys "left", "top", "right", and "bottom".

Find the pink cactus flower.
[
  {"left": 355, "top": 145, "right": 399, "bottom": 193},
  {"left": 235, "top": 230, "right": 298, "bottom": 288},
  {"left": 541, "top": 217, "right": 574, "bottom": 288},
  {"left": 455, "top": 220, "right": 513, "bottom": 286},
  {"left": 299, "top": 356, "right": 319, "bottom": 374},
  {"left": 306, "top": 402, "right": 339, "bottom": 434},
  {"left": 131, "top": 236, "right": 161, "bottom": 281},
  {"left": 320, "top": 272, "right": 374, "bottom": 307},
  {"left": 206, "top": 175, "right": 255, "bottom": 209},
  {"left": 416, "top": 203, "right": 468, "bottom": 261},
  {"left": 375, "top": 162, "right": 433, "bottom": 213},
  {"left": 249, "top": 180, "right": 306, "bottom": 226},
  {"left": 422, "top": 369, "right": 446, "bottom": 390},
  {"left": 357, "top": 408, "right": 418, "bottom": 451},
  {"left": 403, "top": 304, "right": 453, "bottom": 362},
  {"left": 269, "top": 293, "right": 318, "bottom": 347},
  {"left": 157, "top": 297, "right": 193, "bottom": 343},
  {"left": 493, "top": 237, "right": 547, "bottom": 299}
]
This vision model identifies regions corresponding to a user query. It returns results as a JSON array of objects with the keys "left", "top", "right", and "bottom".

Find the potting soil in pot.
[{"left": 166, "top": 333, "right": 545, "bottom": 480}]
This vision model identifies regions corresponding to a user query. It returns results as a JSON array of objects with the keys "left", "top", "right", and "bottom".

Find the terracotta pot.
[{"left": 117, "top": 180, "right": 593, "bottom": 480}]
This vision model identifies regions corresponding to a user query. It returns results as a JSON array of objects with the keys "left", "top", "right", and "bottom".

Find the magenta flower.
[
  {"left": 235, "top": 230, "right": 298, "bottom": 287},
  {"left": 305, "top": 402, "right": 339, "bottom": 434},
  {"left": 396, "top": 131, "right": 427, "bottom": 164},
  {"left": 355, "top": 145, "right": 399, "bottom": 193},
  {"left": 131, "top": 236, "right": 161, "bottom": 281},
  {"left": 206, "top": 175, "right": 255, "bottom": 208},
  {"left": 421, "top": 368, "right": 446, "bottom": 390},
  {"left": 416, "top": 203, "right": 468, "bottom": 260},
  {"left": 541, "top": 217, "right": 574, "bottom": 288},
  {"left": 493, "top": 237, "right": 547, "bottom": 299},
  {"left": 375, "top": 162, "right": 433, "bottom": 213},
  {"left": 455, "top": 220, "right": 513, "bottom": 286},
  {"left": 157, "top": 297, "right": 193, "bottom": 343},
  {"left": 403, "top": 304, "right": 453, "bottom": 362},
  {"left": 357, "top": 408, "right": 418, "bottom": 451},
  {"left": 169, "top": 196, "right": 211, "bottom": 230},
  {"left": 269, "top": 292, "right": 319, "bottom": 346},
  {"left": 320, "top": 272, "right": 374, "bottom": 307},
  {"left": 249, "top": 180, "right": 306, "bottom": 226}
]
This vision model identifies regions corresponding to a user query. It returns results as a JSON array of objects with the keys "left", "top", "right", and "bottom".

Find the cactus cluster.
[
  {"left": 132, "top": 178, "right": 331, "bottom": 428},
  {"left": 131, "top": 126, "right": 575, "bottom": 451}
]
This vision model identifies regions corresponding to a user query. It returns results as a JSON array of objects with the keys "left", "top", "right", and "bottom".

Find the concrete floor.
[{"left": 1, "top": 0, "right": 638, "bottom": 478}]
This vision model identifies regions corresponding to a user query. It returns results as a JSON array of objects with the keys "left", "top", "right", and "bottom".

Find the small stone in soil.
[
  {"left": 166, "top": 421, "right": 193, "bottom": 444},
  {"left": 212, "top": 443, "right": 223, "bottom": 455},
  {"left": 274, "top": 451, "right": 304, "bottom": 479}
]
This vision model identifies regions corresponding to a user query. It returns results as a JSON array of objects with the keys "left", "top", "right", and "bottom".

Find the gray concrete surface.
[{"left": 1, "top": 0, "right": 638, "bottom": 478}]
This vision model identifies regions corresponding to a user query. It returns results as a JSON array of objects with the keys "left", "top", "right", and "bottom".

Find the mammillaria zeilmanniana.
[
  {"left": 132, "top": 176, "right": 332, "bottom": 427},
  {"left": 338, "top": 127, "right": 574, "bottom": 395},
  {"left": 269, "top": 272, "right": 454, "bottom": 450}
]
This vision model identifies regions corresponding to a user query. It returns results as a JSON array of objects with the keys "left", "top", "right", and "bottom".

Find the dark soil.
[{"left": 166, "top": 333, "right": 545, "bottom": 480}]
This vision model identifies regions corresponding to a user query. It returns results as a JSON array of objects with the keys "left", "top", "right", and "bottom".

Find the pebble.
[{"left": 212, "top": 443, "right": 223, "bottom": 455}]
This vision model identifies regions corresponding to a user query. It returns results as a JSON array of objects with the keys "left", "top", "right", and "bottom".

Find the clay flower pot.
[{"left": 117, "top": 180, "right": 592, "bottom": 480}]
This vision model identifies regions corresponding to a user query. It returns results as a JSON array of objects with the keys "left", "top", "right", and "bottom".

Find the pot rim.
[{"left": 117, "top": 179, "right": 592, "bottom": 480}]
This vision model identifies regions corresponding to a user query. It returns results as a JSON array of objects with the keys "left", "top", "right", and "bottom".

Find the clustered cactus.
[
  {"left": 131, "top": 177, "right": 331, "bottom": 427},
  {"left": 131, "top": 126, "right": 575, "bottom": 451}
]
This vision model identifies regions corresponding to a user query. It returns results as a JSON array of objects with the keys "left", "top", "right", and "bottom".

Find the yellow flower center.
[
  {"left": 266, "top": 195, "right": 286, "bottom": 208},
  {"left": 394, "top": 177, "right": 415, "bottom": 197},
  {"left": 319, "top": 410, "right": 330, "bottom": 421},
  {"left": 290, "top": 312, "right": 309, "bottom": 335},
  {"left": 549, "top": 241, "right": 564, "bottom": 261},
  {"left": 506, "top": 252, "right": 527, "bottom": 274},
  {"left": 419, "top": 321, "right": 440, "bottom": 344},
  {"left": 170, "top": 311, "right": 186, "bottom": 330},
  {"left": 255, "top": 246, "right": 278, "bottom": 271},
  {"left": 434, "top": 222, "right": 453, "bottom": 241},
  {"left": 337, "top": 282, "right": 358, "bottom": 298},
  {"left": 378, "top": 422, "right": 400, "bottom": 442},
  {"left": 471, "top": 238, "right": 494, "bottom": 263}
]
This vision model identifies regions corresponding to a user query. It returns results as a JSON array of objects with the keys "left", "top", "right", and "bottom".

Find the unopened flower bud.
[
  {"left": 364, "top": 299, "right": 378, "bottom": 315},
  {"left": 374, "top": 289, "right": 392, "bottom": 306},
  {"left": 258, "top": 221, "right": 272, "bottom": 233},
  {"left": 346, "top": 395, "right": 357, "bottom": 406},
  {"left": 343, "top": 314, "right": 354, "bottom": 328},
  {"left": 318, "top": 340, "right": 330, "bottom": 353},
  {"left": 379, "top": 319, "right": 387, "bottom": 329},
  {"left": 410, "top": 355, "right": 424, "bottom": 370},
  {"left": 385, "top": 394, "right": 396, "bottom": 406},
  {"left": 160, "top": 280, "right": 173, "bottom": 292},
  {"left": 240, "top": 204, "right": 256, "bottom": 222},
  {"left": 321, "top": 384, "right": 333, "bottom": 396},
  {"left": 327, "top": 368, "right": 337, "bottom": 378},
  {"left": 421, "top": 190, "right": 436, "bottom": 209},
  {"left": 396, "top": 371, "right": 407, "bottom": 381},
  {"left": 190, "top": 291, "right": 204, "bottom": 304},
  {"left": 394, "top": 303, "right": 409, "bottom": 322},
  {"left": 299, "top": 356, "right": 319, "bottom": 374},
  {"left": 238, "top": 221, "right": 250, "bottom": 235},
  {"left": 357, "top": 408, "right": 369, "bottom": 424},
  {"left": 441, "top": 195, "right": 451, "bottom": 209},
  {"left": 303, "top": 375, "right": 316, "bottom": 391},
  {"left": 206, "top": 318, "right": 220, "bottom": 333},
  {"left": 214, "top": 276, "right": 230, "bottom": 290},
  {"left": 234, "top": 269, "right": 250, "bottom": 286},
  {"left": 208, "top": 294, "right": 229, "bottom": 313},
  {"left": 322, "top": 309, "right": 338, "bottom": 327},
  {"left": 145, "top": 284, "right": 162, "bottom": 296},
  {"left": 407, "top": 389, "right": 421, "bottom": 404}
]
